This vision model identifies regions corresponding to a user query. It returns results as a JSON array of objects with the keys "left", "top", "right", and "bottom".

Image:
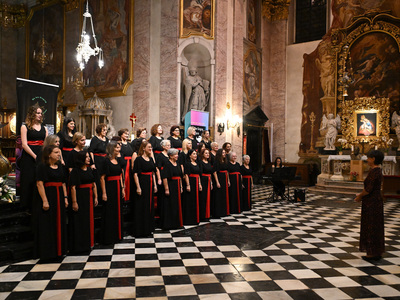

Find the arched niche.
[{"left": 177, "top": 37, "right": 215, "bottom": 124}]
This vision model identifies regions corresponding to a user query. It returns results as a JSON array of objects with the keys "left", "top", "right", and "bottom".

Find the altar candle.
[
  {"left": 351, "top": 145, "right": 354, "bottom": 151},
  {"left": 375, "top": 146, "right": 378, "bottom": 150}
]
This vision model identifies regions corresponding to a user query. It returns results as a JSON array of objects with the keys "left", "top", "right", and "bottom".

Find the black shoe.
[{"left": 362, "top": 255, "right": 382, "bottom": 261}]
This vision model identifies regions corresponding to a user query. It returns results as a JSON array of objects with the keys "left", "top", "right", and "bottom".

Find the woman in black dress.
[
  {"left": 133, "top": 141, "right": 158, "bottom": 237},
  {"left": 183, "top": 149, "right": 202, "bottom": 225},
  {"left": 201, "top": 130, "right": 211, "bottom": 150},
  {"left": 155, "top": 139, "right": 171, "bottom": 218},
  {"left": 222, "top": 142, "right": 232, "bottom": 155},
  {"left": 227, "top": 152, "right": 242, "bottom": 214},
  {"left": 272, "top": 157, "right": 285, "bottom": 198},
  {"left": 161, "top": 148, "right": 183, "bottom": 229},
  {"left": 20, "top": 104, "right": 48, "bottom": 209},
  {"left": 89, "top": 123, "right": 109, "bottom": 199},
  {"left": 118, "top": 128, "right": 134, "bottom": 202},
  {"left": 36, "top": 134, "right": 62, "bottom": 164},
  {"left": 149, "top": 123, "right": 164, "bottom": 157},
  {"left": 199, "top": 148, "right": 213, "bottom": 221},
  {"left": 178, "top": 138, "right": 192, "bottom": 172},
  {"left": 131, "top": 127, "right": 147, "bottom": 153},
  {"left": 186, "top": 126, "right": 198, "bottom": 149},
  {"left": 100, "top": 141, "right": 125, "bottom": 244},
  {"left": 212, "top": 149, "right": 230, "bottom": 218},
  {"left": 241, "top": 155, "right": 253, "bottom": 211},
  {"left": 210, "top": 142, "right": 218, "bottom": 166},
  {"left": 70, "top": 151, "right": 98, "bottom": 253},
  {"left": 67, "top": 132, "right": 86, "bottom": 172},
  {"left": 167, "top": 125, "right": 182, "bottom": 151},
  {"left": 57, "top": 117, "right": 76, "bottom": 166},
  {"left": 34, "top": 145, "right": 67, "bottom": 260},
  {"left": 354, "top": 150, "right": 385, "bottom": 261}
]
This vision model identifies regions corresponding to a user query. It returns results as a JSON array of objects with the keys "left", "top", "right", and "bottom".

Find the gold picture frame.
[
  {"left": 81, "top": 0, "right": 134, "bottom": 99},
  {"left": 180, "top": 0, "right": 214, "bottom": 40},
  {"left": 341, "top": 97, "right": 390, "bottom": 147}
]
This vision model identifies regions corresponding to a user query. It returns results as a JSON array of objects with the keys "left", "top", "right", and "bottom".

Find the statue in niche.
[
  {"left": 392, "top": 111, "right": 400, "bottom": 150},
  {"left": 320, "top": 113, "right": 341, "bottom": 150},
  {"left": 182, "top": 59, "right": 210, "bottom": 121},
  {"left": 315, "top": 43, "right": 335, "bottom": 98}
]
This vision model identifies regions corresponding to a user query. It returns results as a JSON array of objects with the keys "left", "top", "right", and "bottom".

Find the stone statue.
[
  {"left": 320, "top": 113, "right": 341, "bottom": 150},
  {"left": 315, "top": 42, "right": 335, "bottom": 97},
  {"left": 182, "top": 60, "right": 210, "bottom": 122},
  {"left": 392, "top": 111, "right": 400, "bottom": 150}
]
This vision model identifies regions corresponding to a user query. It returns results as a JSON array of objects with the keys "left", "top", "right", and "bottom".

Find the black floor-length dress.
[
  {"left": 212, "top": 161, "right": 230, "bottom": 218},
  {"left": 58, "top": 133, "right": 75, "bottom": 166},
  {"left": 100, "top": 158, "right": 123, "bottom": 244},
  {"left": 161, "top": 160, "right": 183, "bottom": 229},
  {"left": 167, "top": 136, "right": 182, "bottom": 151},
  {"left": 240, "top": 165, "right": 253, "bottom": 211},
  {"left": 183, "top": 162, "right": 201, "bottom": 225},
  {"left": 20, "top": 124, "right": 46, "bottom": 209},
  {"left": 89, "top": 136, "right": 109, "bottom": 199},
  {"left": 199, "top": 160, "right": 212, "bottom": 220},
  {"left": 34, "top": 163, "right": 67, "bottom": 260},
  {"left": 360, "top": 167, "right": 385, "bottom": 257},
  {"left": 69, "top": 167, "right": 97, "bottom": 253},
  {"left": 120, "top": 142, "right": 134, "bottom": 202},
  {"left": 228, "top": 162, "right": 242, "bottom": 214},
  {"left": 133, "top": 156, "right": 156, "bottom": 237}
]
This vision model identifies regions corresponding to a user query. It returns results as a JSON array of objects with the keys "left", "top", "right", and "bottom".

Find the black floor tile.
[
  {"left": 0, "top": 281, "right": 19, "bottom": 292},
  {"left": 163, "top": 275, "right": 191, "bottom": 285},
  {"left": 229, "top": 292, "right": 262, "bottom": 300},
  {"left": 81, "top": 269, "right": 109, "bottom": 278},
  {"left": 71, "top": 288, "right": 105, "bottom": 299},
  {"left": 313, "top": 268, "right": 344, "bottom": 277},
  {"left": 87, "top": 255, "right": 112, "bottom": 262},
  {"left": 340, "top": 286, "right": 380, "bottom": 299},
  {"left": 57, "top": 263, "right": 86, "bottom": 271},
  {"left": 214, "top": 272, "right": 245, "bottom": 282},
  {"left": 265, "top": 270, "right": 297, "bottom": 280},
  {"left": 23, "top": 272, "right": 55, "bottom": 281},
  {"left": 287, "top": 289, "right": 324, "bottom": 300},
  {"left": 5, "top": 291, "right": 42, "bottom": 300},
  {"left": 135, "top": 267, "right": 162, "bottom": 276},
  {"left": 159, "top": 259, "right": 184, "bottom": 267},
  {"left": 110, "top": 261, "right": 135, "bottom": 269},
  {"left": 3, "top": 265, "right": 34, "bottom": 273},
  {"left": 135, "top": 285, "right": 166, "bottom": 297},
  {"left": 45, "top": 279, "right": 78, "bottom": 290},
  {"left": 185, "top": 266, "right": 212, "bottom": 274},
  {"left": 106, "top": 277, "right": 135, "bottom": 287},
  {"left": 248, "top": 280, "right": 282, "bottom": 291},
  {"left": 301, "top": 278, "right": 335, "bottom": 289}
]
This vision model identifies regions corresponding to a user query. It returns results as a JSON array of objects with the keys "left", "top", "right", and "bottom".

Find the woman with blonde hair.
[
  {"left": 186, "top": 126, "right": 198, "bottom": 149},
  {"left": 20, "top": 103, "right": 48, "bottom": 209},
  {"left": 178, "top": 138, "right": 192, "bottom": 172}
]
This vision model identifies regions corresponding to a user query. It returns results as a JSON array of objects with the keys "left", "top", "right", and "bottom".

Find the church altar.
[{"left": 319, "top": 155, "right": 397, "bottom": 182}]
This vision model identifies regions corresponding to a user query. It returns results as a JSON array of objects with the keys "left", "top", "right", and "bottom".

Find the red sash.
[
  {"left": 171, "top": 176, "right": 183, "bottom": 226},
  {"left": 141, "top": 172, "right": 153, "bottom": 212},
  {"left": 106, "top": 175, "right": 122, "bottom": 240},
  {"left": 28, "top": 140, "right": 44, "bottom": 146},
  {"left": 62, "top": 147, "right": 73, "bottom": 151},
  {"left": 78, "top": 183, "right": 94, "bottom": 247},
  {"left": 230, "top": 172, "right": 241, "bottom": 212},
  {"left": 189, "top": 174, "right": 200, "bottom": 223},
  {"left": 243, "top": 175, "right": 252, "bottom": 207},
  {"left": 201, "top": 174, "right": 211, "bottom": 218},
  {"left": 154, "top": 150, "right": 162, "bottom": 154},
  {"left": 94, "top": 153, "right": 107, "bottom": 157},
  {"left": 44, "top": 182, "right": 63, "bottom": 256},
  {"left": 124, "top": 156, "right": 132, "bottom": 201},
  {"left": 219, "top": 170, "right": 230, "bottom": 214}
]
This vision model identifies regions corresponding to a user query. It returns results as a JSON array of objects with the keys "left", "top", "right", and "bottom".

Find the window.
[{"left": 295, "top": 0, "right": 327, "bottom": 43}]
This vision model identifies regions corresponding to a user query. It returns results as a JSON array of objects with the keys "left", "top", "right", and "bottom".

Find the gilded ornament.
[
  {"left": 262, "top": 0, "right": 290, "bottom": 22},
  {"left": 0, "top": 3, "right": 26, "bottom": 28}
]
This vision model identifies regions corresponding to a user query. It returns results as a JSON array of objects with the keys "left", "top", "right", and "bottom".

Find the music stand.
[{"left": 263, "top": 167, "right": 297, "bottom": 202}]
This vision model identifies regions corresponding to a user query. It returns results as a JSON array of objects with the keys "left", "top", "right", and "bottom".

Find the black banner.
[{"left": 16, "top": 78, "right": 59, "bottom": 135}]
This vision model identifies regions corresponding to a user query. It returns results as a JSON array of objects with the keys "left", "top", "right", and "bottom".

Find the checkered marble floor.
[{"left": 1, "top": 185, "right": 400, "bottom": 299}]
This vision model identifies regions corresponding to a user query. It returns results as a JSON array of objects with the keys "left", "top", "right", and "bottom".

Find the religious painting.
[
  {"left": 243, "top": 40, "right": 261, "bottom": 115},
  {"left": 355, "top": 111, "right": 377, "bottom": 137},
  {"left": 247, "top": 0, "right": 258, "bottom": 44},
  {"left": 180, "top": 0, "right": 214, "bottom": 39},
  {"left": 26, "top": 2, "right": 65, "bottom": 98},
  {"left": 347, "top": 32, "right": 400, "bottom": 118},
  {"left": 81, "top": 0, "right": 134, "bottom": 98}
]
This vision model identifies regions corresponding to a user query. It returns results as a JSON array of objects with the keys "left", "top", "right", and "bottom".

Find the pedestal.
[{"left": 330, "top": 160, "right": 344, "bottom": 181}]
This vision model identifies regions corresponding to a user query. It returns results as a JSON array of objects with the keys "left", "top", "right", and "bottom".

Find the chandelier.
[
  {"left": 33, "top": 7, "right": 53, "bottom": 69},
  {"left": 76, "top": 0, "right": 104, "bottom": 71}
]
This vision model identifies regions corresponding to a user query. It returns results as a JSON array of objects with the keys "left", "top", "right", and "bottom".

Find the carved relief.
[{"left": 262, "top": 0, "right": 290, "bottom": 22}]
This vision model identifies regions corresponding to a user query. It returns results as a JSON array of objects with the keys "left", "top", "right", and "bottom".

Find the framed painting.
[
  {"left": 355, "top": 110, "right": 378, "bottom": 137},
  {"left": 341, "top": 97, "right": 390, "bottom": 147},
  {"left": 26, "top": 1, "right": 65, "bottom": 100},
  {"left": 243, "top": 40, "right": 261, "bottom": 115},
  {"left": 81, "top": 0, "right": 134, "bottom": 98},
  {"left": 180, "top": 0, "right": 214, "bottom": 39},
  {"left": 247, "top": 0, "right": 258, "bottom": 44}
]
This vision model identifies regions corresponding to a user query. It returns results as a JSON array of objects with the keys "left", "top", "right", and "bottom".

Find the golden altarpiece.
[{"left": 317, "top": 13, "right": 400, "bottom": 182}]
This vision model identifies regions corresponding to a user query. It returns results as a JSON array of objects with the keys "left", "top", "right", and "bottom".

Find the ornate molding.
[
  {"left": 0, "top": 3, "right": 27, "bottom": 28},
  {"left": 262, "top": 0, "right": 290, "bottom": 22}
]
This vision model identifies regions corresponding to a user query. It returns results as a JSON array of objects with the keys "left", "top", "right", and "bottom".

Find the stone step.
[
  {"left": 0, "top": 241, "right": 34, "bottom": 267},
  {"left": 308, "top": 186, "right": 360, "bottom": 198},
  {"left": 321, "top": 179, "right": 364, "bottom": 187}
]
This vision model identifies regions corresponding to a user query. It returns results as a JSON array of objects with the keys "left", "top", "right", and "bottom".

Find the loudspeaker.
[{"left": 294, "top": 189, "right": 306, "bottom": 202}]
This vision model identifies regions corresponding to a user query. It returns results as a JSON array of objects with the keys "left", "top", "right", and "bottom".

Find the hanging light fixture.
[
  {"left": 33, "top": 6, "right": 53, "bottom": 69},
  {"left": 76, "top": 0, "right": 104, "bottom": 71}
]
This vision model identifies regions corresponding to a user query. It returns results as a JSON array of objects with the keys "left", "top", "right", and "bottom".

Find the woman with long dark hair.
[
  {"left": 34, "top": 145, "right": 67, "bottom": 260},
  {"left": 69, "top": 151, "right": 98, "bottom": 253},
  {"left": 118, "top": 128, "right": 134, "bottom": 202},
  {"left": 133, "top": 140, "right": 158, "bottom": 237},
  {"left": 149, "top": 123, "right": 164, "bottom": 157},
  {"left": 20, "top": 104, "right": 48, "bottom": 209},
  {"left": 212, "top": 149, "right": 230, "bottom": 217},
  {"left": 199, "top": 148, "right": 213, "bottom": 221},
  {"left": 161, "top": 148, "right": 183, "bottom": 230},
  {"left": 183, "top": 149, "right": 202, "bottom": 225},
  {"left": 57, "top": 117, "right": 76, "bottom": 165}
]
